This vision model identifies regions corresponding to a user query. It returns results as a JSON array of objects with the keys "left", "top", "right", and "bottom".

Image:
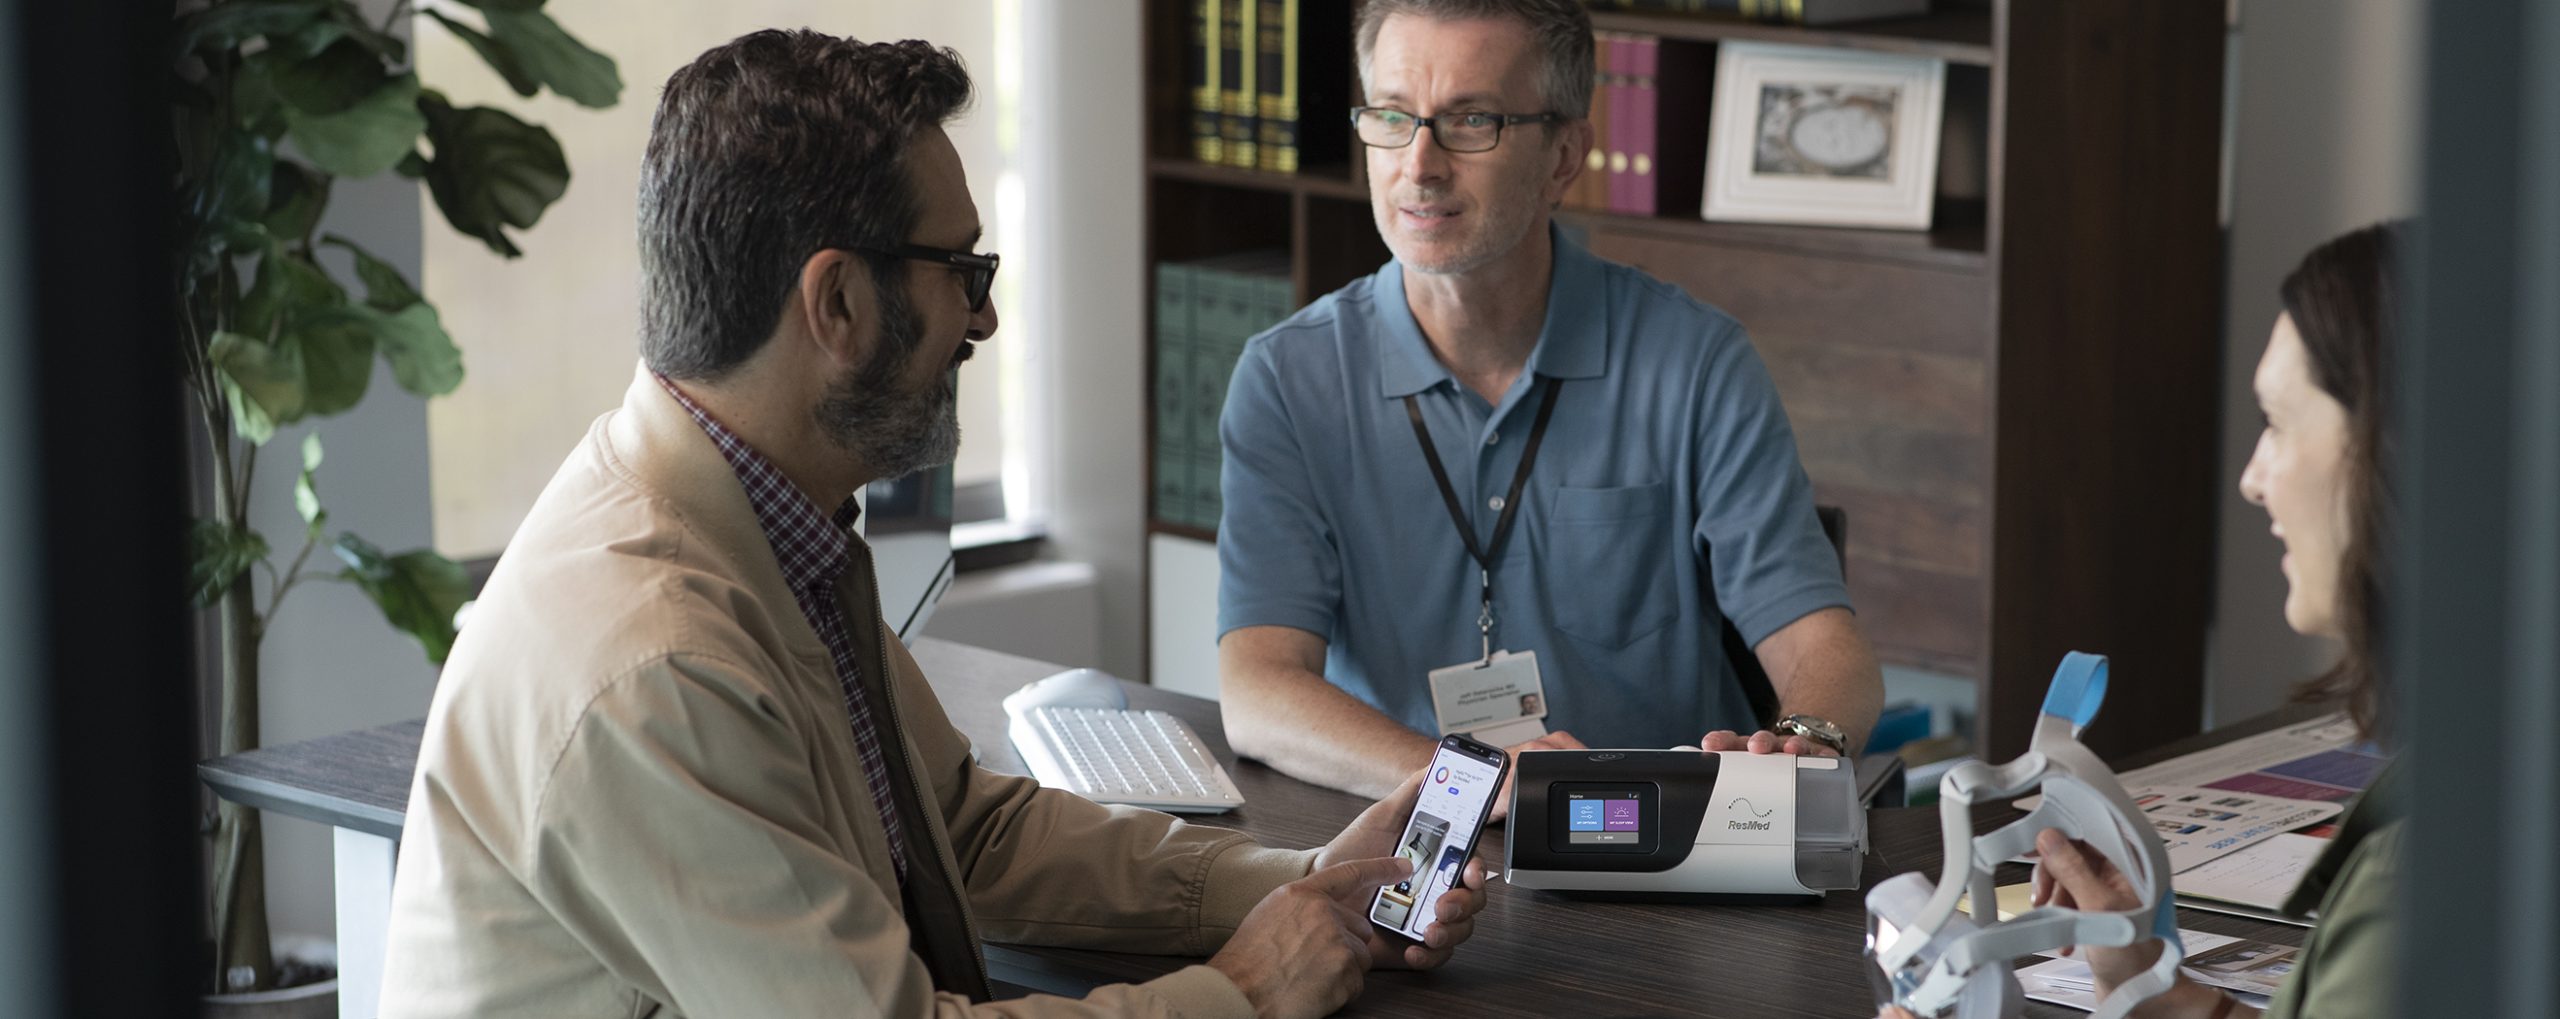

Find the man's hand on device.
[
  {"left": 1699, "top": 729, "right": 1839, "bottom": 757},
  {"left": 1312, "top": 771, "right": 1493, "bottom": 969}
]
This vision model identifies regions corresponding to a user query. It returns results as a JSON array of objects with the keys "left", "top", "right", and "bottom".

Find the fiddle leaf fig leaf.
[
  {"left": 188, "top": 519, "right": 272, "bottom": 608},
  {"left": 321, "top": 4, "right": 407, "bottom": 65},
  {"left": 264, "top": 160, "right": 330, "bottom": 243},
  {"left": 189, "top": 130, "right": 274, "bottom": 269},
  {"left": 229, "top": 58, "right": 284, "bottom": 135},
  {"left": 449, "top": 0, "right": 550, "bottom": 14},
  {"left": 426, "top": 10, "right": 540, "bottom": 98},
  {"left": 356, "top": 302, "right": 464, "bottom": 397},
  {"left": 420, "top": 102, "right": 568, "bottom": 258},
  {"left": 209, "top": 330, "right": 305, "bottom": 443},
  {"left": 284, "top": 72, "right": 425, "bottom": 178},
  {"left": 292, "top": 307, "right": 378, "bottom": 416},
  {"left": 174, "top": 0, "right": 328, "bottom": 57},
  {"left": 271, "top": 13, "right": 347, "bottom": 61},
  {"left": 236, "top": 245, "right": 344, "bottom": 340},
  {"left": 334, "top": 535, "right": 471, "bottom": 664},
  {"left": 319, "top": 233, "right": 420, "bottom": 311},
  {"left": 256, "top": 38, "right": 389, "bottom": 116},
  {"left": 483, "top": 9, "right": 620, "bottom": 108},
  {"left": 295, "top": 434, "right": 327, "bottom": 537}
]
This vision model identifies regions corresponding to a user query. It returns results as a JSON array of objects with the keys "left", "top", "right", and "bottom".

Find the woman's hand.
[
  {"left": 1885, "top": 829, "right": 2252, "bottom": 1019},
  {"left": 2029, "top": 828, "right": 2163, "bottom": 996}
]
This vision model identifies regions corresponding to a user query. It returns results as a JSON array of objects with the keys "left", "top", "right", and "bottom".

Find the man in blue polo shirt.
[{"left": 1216, "top": 0, "right": 1885, "bottom": 806}]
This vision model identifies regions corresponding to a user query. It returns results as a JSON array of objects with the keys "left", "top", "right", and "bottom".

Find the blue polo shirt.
[{"left": 1216, "top": 226, "right": 1850, "bottom": 751}]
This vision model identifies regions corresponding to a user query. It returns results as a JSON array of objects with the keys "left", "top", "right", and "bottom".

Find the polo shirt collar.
[{"left": 1374, "top": 222, "right": 1610, "bottom": 400}]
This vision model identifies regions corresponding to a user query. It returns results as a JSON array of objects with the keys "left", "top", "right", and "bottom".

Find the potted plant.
[{"left": 173, "top": 0, "right": 617, "bottom": 1010}]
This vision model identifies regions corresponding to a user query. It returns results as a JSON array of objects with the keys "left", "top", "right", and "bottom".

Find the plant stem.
[
  {"left": 207, "top": 441, "right": 275, "bottom": 993},
  {"left": 261, "top": 527, "right": 324, "bottom": 623},
  {"left": 234, "top": 437, "right": 257, "bottom": 524}
]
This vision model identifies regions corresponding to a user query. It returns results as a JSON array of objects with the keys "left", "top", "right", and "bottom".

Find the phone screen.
[{"left": 1368, "top": 735, "right": 1507, "bottom": 942}]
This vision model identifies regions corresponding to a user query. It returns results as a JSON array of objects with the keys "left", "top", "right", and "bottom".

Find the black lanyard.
[{"left": 1403, "top": 376, "right": 1562, "bottom": 665}]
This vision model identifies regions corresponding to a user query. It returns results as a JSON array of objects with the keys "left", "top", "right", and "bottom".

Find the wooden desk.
[{"left": 202, "top": 638, "right": 2309, "bottom": 1018}]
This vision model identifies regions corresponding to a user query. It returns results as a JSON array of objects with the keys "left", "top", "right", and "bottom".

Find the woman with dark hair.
[{"left": 1885, "top": 222, "right": 2407, "bottom": 1019}]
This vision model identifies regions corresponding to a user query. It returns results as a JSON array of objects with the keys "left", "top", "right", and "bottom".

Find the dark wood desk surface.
[{"left": 201, "top": 638, "right": 2313, "bottom": 1018}]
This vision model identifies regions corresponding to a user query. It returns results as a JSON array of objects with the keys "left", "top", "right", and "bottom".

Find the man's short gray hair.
[{"left": 1354, "top": 0, "right": 1595, "bottom": 119}]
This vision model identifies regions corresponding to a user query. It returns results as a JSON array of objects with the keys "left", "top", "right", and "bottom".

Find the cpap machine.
[{"left": 1503, "top": 747, "right": 1866, "bottom": 898}]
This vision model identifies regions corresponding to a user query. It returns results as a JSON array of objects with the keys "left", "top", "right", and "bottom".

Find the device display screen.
[
  {"left": 1545, "top": 781, "right": 1661, "bottom": 854},
  {"left": 1368, "top": 735, "right": 1507, "bottom": 942},
  {"left": 1564, "top": 789, "right": 1647, "bottom": 845}
]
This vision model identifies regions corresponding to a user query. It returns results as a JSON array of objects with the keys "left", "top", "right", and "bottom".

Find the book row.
[
  {"left": 1152, "top": 252, "right": 1297, "bottom": 531},
  {"left": 1188, "top": 0, "right": 1351, "bottom": 173}
]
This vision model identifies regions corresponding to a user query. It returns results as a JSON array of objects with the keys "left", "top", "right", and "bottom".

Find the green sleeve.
[{"left": 2261, "top": 822, "right": 2401, "bottom": 1019}]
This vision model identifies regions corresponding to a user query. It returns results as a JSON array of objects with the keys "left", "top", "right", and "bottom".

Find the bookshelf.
[{"left": 1139, "top": 0, "right": 2225, "bottom": 761}]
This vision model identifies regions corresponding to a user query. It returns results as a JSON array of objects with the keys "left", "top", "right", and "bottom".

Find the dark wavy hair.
[
  {"left": 637, "top": 30, "right": 973, "bottom": 380},
  {"left": 2279, "top": 222, "right": 2405, "bottom": 743}
]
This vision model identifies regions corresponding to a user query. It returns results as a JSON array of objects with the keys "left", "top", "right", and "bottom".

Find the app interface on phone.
[
  {"left": 1368, "top": 744, "right": 1500, "bottom": 940},
  {"left": 1564, "top": 789, "right": 1645, "bottom": 845}
]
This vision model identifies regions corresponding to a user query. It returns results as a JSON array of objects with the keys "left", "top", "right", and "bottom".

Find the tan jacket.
[{"left": 381, "top": 368, "right": 1314, "bottom": 1018}]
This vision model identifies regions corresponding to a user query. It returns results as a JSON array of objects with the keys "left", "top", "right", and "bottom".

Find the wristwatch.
[{"left": 1774, "top": 714, "right": 1850, "bottom": 755}]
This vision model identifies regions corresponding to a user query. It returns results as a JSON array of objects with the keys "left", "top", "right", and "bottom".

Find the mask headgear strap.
[{"left": 1867, "top": 653, "right": 2185, "bottom": 1019}]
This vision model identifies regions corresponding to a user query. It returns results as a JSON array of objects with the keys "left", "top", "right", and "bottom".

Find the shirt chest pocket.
[{"left": 1542, "top": 482, "right": 1678, "bottom": 649}]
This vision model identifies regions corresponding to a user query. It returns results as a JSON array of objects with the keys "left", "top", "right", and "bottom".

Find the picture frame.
[{"left": 1702, "top": 42, "right": 1947, "bottom": 231}]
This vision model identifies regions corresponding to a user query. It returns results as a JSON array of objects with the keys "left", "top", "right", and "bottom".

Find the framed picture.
[{"left": 1702, "top": 42, "right": 1946, "bottom": 231}]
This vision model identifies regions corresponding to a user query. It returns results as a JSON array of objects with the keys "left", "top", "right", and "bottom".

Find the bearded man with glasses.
[
  {"left": 382, "top": 29, "right": 1487, "bottom": 1019},
  {"left": 1216, "top": 0, "right": 1888, "bottom": 812}
]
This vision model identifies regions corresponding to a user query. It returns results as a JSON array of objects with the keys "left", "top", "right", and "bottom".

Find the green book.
[
  {"left": 1181, "top": 261, "right": 1225, "bottom": 530},
  {"left": 1153, "top": 262, "right": 1195, "bottom": 526},
  {"left": 1176, "top": 252, "right": 1293, "bottom": 531}
]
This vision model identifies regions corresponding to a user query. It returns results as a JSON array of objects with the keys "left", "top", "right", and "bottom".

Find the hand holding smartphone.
[{"left": 1368, "top": 733, "right": 1510, "bottom": 943}]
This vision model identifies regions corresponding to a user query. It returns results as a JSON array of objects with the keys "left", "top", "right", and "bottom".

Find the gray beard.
[{"left": 815, "top": 286, "right": 961, "bottom": 482}]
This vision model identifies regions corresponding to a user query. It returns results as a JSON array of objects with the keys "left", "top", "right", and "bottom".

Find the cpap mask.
[{"left": 1864, "top": 652, "right": 2182, "bottom": 1019}]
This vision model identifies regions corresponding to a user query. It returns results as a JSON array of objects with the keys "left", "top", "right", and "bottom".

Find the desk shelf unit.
[{"left": 1139, "top": 0, "right": 2225, "bottom": 760}]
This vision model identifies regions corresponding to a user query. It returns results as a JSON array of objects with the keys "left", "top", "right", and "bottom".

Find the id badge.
[{"left": 1427, "top": 650, "right": 1548, "bottom": 741}]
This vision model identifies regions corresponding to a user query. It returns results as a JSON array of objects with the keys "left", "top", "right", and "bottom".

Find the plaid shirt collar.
[{"left": 653, "top": 373, "right": 860, "bottom": 595}]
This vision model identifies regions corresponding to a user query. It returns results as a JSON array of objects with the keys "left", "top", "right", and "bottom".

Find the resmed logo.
[
  {"left": 1727, "top": 797, "right": 1774, "bottom": 818},
  {"left": 1728, "top": 819, "right": 1774, "bottom": 831}
]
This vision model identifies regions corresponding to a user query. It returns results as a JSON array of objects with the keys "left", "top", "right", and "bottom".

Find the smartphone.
[{"left": 1368, "top": 733, "right": 1510, "bottom": 944}]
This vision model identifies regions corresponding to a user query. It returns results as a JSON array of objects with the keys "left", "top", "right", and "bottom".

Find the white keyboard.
[{"left": 1006, "top": 705, "right": 1245, "bottom": 813}]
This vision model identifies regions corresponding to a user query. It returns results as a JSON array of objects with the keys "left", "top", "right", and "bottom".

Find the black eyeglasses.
[
  {"left": 1350, "top": 106, "right": 1567, "bottom": 153},
  {"left": 851, "top": 242, "right": 1000, "bottom": 313}
]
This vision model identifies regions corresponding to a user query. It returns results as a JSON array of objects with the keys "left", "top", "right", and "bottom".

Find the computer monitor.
[{"left": 858, "top": 466, "right": 955, "bottom": 645}]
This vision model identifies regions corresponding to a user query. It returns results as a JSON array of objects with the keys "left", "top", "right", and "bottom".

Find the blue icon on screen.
[{"left": 1569, "top": 800, "right": 1603, "bottom": 831}]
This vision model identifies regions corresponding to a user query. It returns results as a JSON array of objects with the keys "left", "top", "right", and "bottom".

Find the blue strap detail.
[
  {"left": 2151, "top": 881, "right": 2183, "bottom": 946},
  {"left": 2039, "top": 652, "right": 2110, "bottom": 729}
]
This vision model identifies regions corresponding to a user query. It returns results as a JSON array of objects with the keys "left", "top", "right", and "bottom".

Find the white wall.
[
  {"left": 1024, "top": 1, "right": 1152, "bottom": 681},
  {"left": 2206, "top": 0, "right": 2419, "bottom": 724},
  {"left": 421, "top": 1, "right": 1019, "bottom": 559}
]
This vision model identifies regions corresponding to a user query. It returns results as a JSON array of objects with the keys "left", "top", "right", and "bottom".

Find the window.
[{"left": 421, "top": 1, "right": 1042, "bottom": 559}]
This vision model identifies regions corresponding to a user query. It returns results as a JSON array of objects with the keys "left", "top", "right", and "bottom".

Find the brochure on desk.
[
  {"left": 2115, "top": 713, "right": 2388, "bottom": 921},
  {"left": 2019, "top": 928, "right": 2290, "bottom": 1012},
  {"left": 2131, "top": 785, "right": 2341, "bottom": 874}
]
